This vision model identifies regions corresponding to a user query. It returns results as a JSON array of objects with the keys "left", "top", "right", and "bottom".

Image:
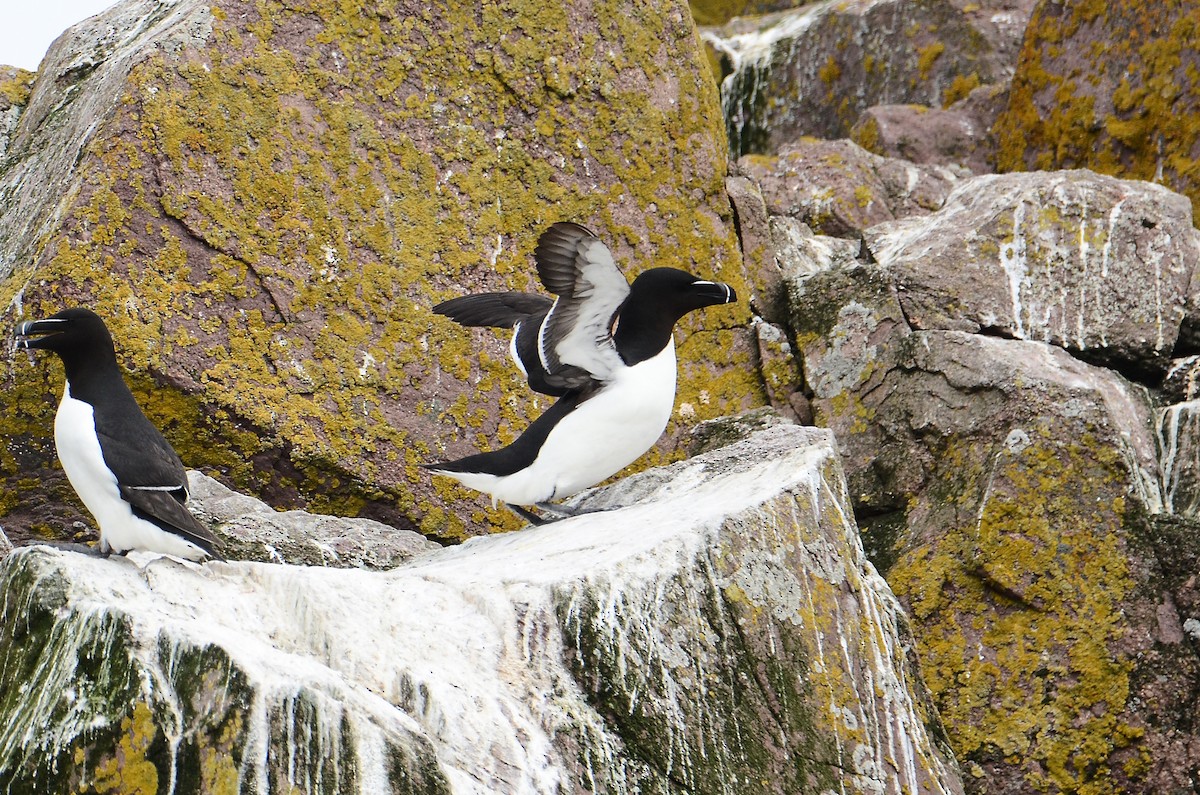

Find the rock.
[
  {"left": 0, "top": 0, "right": 763, "bottom": 542},
  {"left": 726, "top": 173, "right": 783, "bottom": 321},
  {"left": 684, "top": 405, "right": 793, "bottom": 454},
  {"left": 0, "top": 67, "right": 33, "bottom": 162},
  {"left": 994, "top": 0, "right": 1200, "bottom": 224},
  {"left": 1162, "top": 355, "right": 1200, "bottom": 403},
  {"left": 1159, "top": 400, "right": 1200, "bottom": 518},
  {"left": 187, "top": 471, "right": 440, "bottom": 567},
  {"left": 737, "top": 138, "right": 960, "bottom": 238},
  {"left": 849, "top": 88, "right": 1005, "bottom": 174},
  {"left": 0, "top": 425, "right": 964, "bottom": 794},
  {"left": 866, "top": 169, "right": 1200, "bottom": 376},
  {"left": 784, "top": 181, "right": 1200, "bottom": 789},
  {"left": 702, "top": 0, "right": 1011, "bottom": 156}
]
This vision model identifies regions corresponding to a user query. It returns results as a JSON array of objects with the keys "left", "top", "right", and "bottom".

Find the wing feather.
[
  {"left": 532, "top": 223, "right": 629, "bottom": 388},
  {"left": 433, "top": 292, "right": 553, "bottom": 329},
  {"left": 95, "top": 421, "right": 221, "bottom": 557}
]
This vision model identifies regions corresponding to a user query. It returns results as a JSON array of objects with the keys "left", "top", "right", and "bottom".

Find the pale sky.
[{"left": 1, "top": 0, "right": 119, "bottom": 71}]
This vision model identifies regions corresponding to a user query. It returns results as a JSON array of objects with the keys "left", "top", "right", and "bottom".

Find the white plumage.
[
  {"left": 55, "top": 385, "right": 209, "bottom": 560},
  {"left": 441, "top": 343, "right": 677, "bottom": 506}
]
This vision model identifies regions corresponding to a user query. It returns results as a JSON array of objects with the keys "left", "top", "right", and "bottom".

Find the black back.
[
  {"left": 424, "top": 391, "right": 584, "bottom": 477},
  {"left": 17, "top": 308, "right": 221, "bottom": 556}
]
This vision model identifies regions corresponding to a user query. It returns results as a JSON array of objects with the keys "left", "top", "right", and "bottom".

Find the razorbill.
[
  {"left": 15, "top": 308, "right": 222, "bottom": 561},
  {"left": 427, "top": 221, "right": 737, "bottom": 523}
]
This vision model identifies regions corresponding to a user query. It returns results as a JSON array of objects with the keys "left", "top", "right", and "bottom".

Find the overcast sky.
[{"left": 2, "top": 0, "right": 118, "bottom": 71}]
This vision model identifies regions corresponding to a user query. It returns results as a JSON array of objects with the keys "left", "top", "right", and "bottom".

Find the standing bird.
[
  {"left": 426, "top": 222, "right": 737, "bottom": 524},
  {"left": 15, "top": 308, "right": 221, "bottom": 561}
]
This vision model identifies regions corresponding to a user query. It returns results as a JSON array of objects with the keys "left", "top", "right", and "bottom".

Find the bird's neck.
[
  {"left": 613, "top": 299, "right": 679, "bottom": 366},
  {"left": 62, "top": 357, "right": 134, "bottom": 406}
]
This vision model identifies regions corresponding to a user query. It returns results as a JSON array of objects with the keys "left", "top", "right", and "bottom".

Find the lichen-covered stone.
[
  {"left": 737, "top": 138, "right": 960, "bottom": 238},
  {"left": 0, "top": 0, "right": 764, "bottom": 542},
  {"left": 0, "top": 66, "right": 34, "bottom": 162},
  {"left": 0, "top": 425, "right": 965, "bottom": 794},
  {"left": 866, "top": 169, "right": 1200, "bottom": 376},
  {"left": 703, "top": 0, "right": 1009, "bottom": 156},
  {"left": 994, "top": 0, "right": 1200, "bottom": 225}
]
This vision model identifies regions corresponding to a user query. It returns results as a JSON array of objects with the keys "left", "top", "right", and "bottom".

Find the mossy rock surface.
[
  {"left": 0, "top": 0, "right": 765, "bottom": 541},
  {"left": 994, "top": 0, "right": 1200, "bottom": 225},
  {"left": 0, "top": 426, "right": 965, "bottom": 794}
]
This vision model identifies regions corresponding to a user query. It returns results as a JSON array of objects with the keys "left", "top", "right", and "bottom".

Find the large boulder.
[
  {"left": 0, "top": 425, "right": 965, "bottom": 795},
  {"left": 866, "top": 170, "right": 1200, "bottom": 377},
  {"left": 0, "top": 0, "right": 764, "bottom": 542},
  {"left": 849, "top": 85, "right": 1009, "bottom": 174},
  {"left": 994, "top": 0, "right": 1200, "bottom": 225},
  {"left": 780, "top": 165, "right": 1200, "bottom": 792},
  {"left": 702, "top": 0, "right": 1013, "bottom": 156},
  {"left": 736, "top": 138, "right": 960, "bottom": 238}
]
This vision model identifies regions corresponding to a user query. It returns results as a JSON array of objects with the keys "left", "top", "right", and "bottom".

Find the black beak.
[
  {"left": 13, "top": 318, "right": 66, "bottom": 350},
  {"left": 693, "top": 281, "right": 738, "bottom": 305}
]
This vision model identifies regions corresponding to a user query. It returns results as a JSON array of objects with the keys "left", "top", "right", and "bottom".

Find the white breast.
[
  {"left": 477, "top": 340, "right": 678, "bottom": 506},
  {"left": 55, "top": 385, "right": 206, "bottom": 560}
]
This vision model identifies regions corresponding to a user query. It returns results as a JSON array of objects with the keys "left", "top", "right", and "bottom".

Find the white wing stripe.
[
  {"left": 537, "top": 300, "right": 557, "bottom": 372},
  {"left": 510, "top": 321, "right": 529, "bottom": 377}
]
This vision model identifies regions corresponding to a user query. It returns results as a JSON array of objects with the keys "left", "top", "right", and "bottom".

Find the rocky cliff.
[
  {"left": 703, "top": 1, "right": 1200, "bottom": 789},
  {"left": 5, "top": 0, "right": 1200, "bottom": 792},
  {"left": 0, "top": 426, "right": 964, "bottom": 794}
]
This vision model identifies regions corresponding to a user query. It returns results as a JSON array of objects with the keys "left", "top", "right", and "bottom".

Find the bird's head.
[
  {"left": 14, "top": 307, "right": 117, "bottom": 365},
  {"left": 630, "top": 267, "right": 738, "bottom": 320}
]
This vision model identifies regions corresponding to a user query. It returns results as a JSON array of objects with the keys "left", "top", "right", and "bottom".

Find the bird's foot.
[
  {"left": 534, "top": 502, "right": 610, "bottom": 518},
  {"left": 506, "top": 503, "right": 551, "bottom": 526},
  {"left": 506, "top": 502, "right": 614, "bottom": 526}
]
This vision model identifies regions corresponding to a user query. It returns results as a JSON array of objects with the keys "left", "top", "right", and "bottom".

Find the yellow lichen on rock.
[
  {"left": 0, "top": 0, "right": 759, "bottom": 538},
  {"left": 87, "top": 702, "right": 160, "bottom": 795},
  {"left": 890, "top": 429, "right": 1144, "bottom": 793}
]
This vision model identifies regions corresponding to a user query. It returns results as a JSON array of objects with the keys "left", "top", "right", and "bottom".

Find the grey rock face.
[
  {"left": 0, "top": 426, "right": 963, "bottom": 794},
  {"left": 867, "top": 169, "right": 1200, "bottom": 375},
  {"left": 187, "top": 471, "right": 439, "bottom": 568}
]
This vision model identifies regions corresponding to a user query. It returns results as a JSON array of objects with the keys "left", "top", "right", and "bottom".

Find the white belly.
[
  {"left": 461, "top": 341, "right": 678, "bottom": 506},
  {"left": 55, "top": 386, "right": 206, "bottom": 560}
]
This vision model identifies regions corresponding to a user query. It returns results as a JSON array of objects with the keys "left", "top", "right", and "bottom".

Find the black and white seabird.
[
  {"left": 14, "top": 308, "right": 221, "bottom": 561},
  {"left": 427, "top": 221, "right": 737, "bottom": 523}
]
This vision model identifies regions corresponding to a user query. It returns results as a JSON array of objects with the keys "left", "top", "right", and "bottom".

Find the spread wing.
[
  {"left": 533, "top": 222, "right": 629, "bottom": 391},
  {"left": 433, "top": 291, "right": 567, "bottom": 396},
  {"left": 432, "top": 292, "right": 554, "bottom": 329},
  {"left": 96, "top": 415, "right": 221, "bottom": 557}
]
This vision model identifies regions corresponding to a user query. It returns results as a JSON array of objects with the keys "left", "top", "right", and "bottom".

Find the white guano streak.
[{"left": 1000, "top": 200, "right": 1028, "bottom": 339}]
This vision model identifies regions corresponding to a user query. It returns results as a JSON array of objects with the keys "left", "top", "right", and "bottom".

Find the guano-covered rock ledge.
[{"left": 0, "top": 425, "right": 962, "bottom": 794}]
